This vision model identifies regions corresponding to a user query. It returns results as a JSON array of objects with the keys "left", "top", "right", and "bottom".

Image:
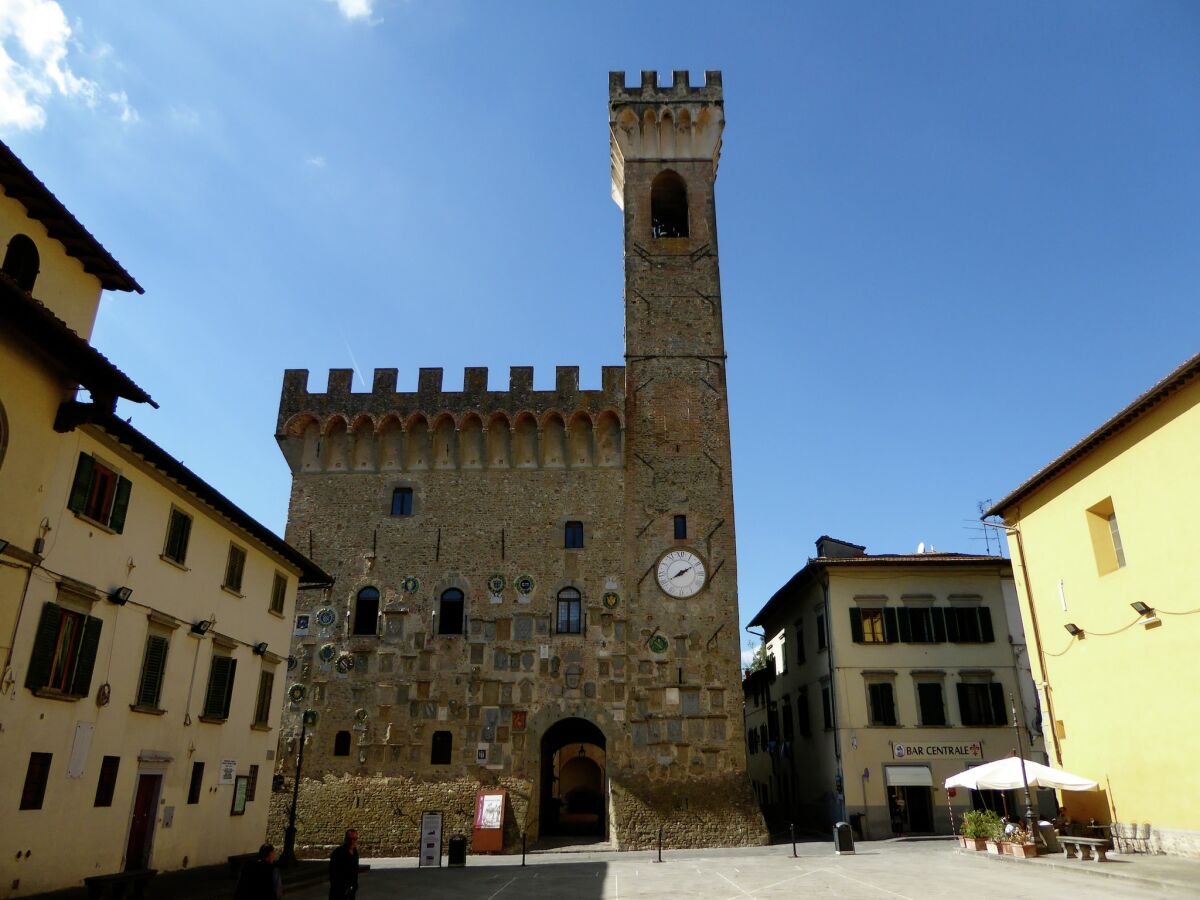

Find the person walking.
[
  {"left": 235, "top": 843, "right": 283, "bottom": 900},
  {"left": 329, "top": 828, "right": 360, "bottom": 900}
]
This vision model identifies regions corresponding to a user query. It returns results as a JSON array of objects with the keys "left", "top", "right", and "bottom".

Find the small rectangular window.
[
  {"left": 816, "top": 612, "right": 827, "bottom": 651},
  {"left": 673, "top": 515, "right": 687, "bottom": 539},
  {"left": 246, "top": 764, "right": 259, "bottom": 802},
  {"left": 162, "top": 508, "right": 192, "bottom": 565},
  {"left": 431, "top": 730, "right": 452, "bottom": 765},
  {"left": 270, "top": 572, "right": 288, "bottom": 615},
  {"left": 1108, "top": 514, "right": 1126, "bottom": 567},
  {"left": 917, "top": 681, "right": 946, "bottom": 726},
  {"left": 391, "top": 487, "right": 413, "bottom": 516},
  {"left": 202, "top": 654, "right": 237, "bottom": 720},
  {"left": 1086, "top": 497, "right": 1128, "bottom": 575},
  {"left": 21, "top": 752, "right": 52, "bottom": 810},
  {"left": 867, "top": 681, "right": 897, "bottom": 726},
  {"left": 253, "top": 670, "right": 274, "bottom": 726},
  {"left": 223, "top": 544, "right": 246, "bottom": 593},
  {"left": 135, "top": 633, "right": 170, "bottom": 710},
  {"left": 94, "top": 755, "right": 120, "bottom": 807},
  {"left": 564, "top": 521, "right": 584, "bottom": 549},
  {"left": 187, "top": 761, "right": 204, "bottom": 804},
  {"left": 821, "top": 683, "right": 833, "bottom": 730},
  {"left": 66, "top": 453, "right": 132, "bottom": 532}
]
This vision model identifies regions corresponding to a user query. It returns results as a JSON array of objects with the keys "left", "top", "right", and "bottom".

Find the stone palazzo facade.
[{"left": 269, "top": 70, "right": 766, "bottom": 855}]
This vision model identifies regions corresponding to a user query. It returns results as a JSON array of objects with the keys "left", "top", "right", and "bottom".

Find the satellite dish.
[{"left": 916, "top": 542, "right": 926, "bottom": 554}]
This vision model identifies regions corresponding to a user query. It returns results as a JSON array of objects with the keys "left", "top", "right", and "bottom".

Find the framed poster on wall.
[{"left": 419, "top": 811, "right": 443, "bottom": 867}]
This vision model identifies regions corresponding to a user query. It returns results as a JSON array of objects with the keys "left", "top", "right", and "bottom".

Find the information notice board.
[
  {"left": 419, "top": 811, "right": 443, "bottom": 867},
  {"left": 471, "top": 789, "right": 507, "bottom": 853}
]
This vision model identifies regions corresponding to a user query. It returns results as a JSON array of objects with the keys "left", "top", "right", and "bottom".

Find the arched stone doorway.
[{"left": 540, "top": 717, "right": 606, "bottom": 838}]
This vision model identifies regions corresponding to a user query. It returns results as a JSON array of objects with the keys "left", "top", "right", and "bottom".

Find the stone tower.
[{"left": 269, "top": 71, "right": 763, "bottom": 854}]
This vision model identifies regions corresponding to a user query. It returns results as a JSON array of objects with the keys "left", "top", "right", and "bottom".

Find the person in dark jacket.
[
  {"left": 235, "top": 843, "right": 283, "bottom": 900},
  {"left": 329, "top": 828, "right": 359, "bottom": 899}
]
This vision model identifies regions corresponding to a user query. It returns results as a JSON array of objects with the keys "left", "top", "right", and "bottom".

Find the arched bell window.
[
  {"left": 333, "top": 730, "right": 351, "bottom": 756},
  {"left": 651, "top": 170, "right": 688, "bottom": 238},
  {"left": 353, "top": 587, "right": 379, "bottom": 635},
  {"left": 2, "top": 234, "right": 40, "bottom": 292},
  {"left": 438, "top": 588, "right": 465, "bottom": 635}
]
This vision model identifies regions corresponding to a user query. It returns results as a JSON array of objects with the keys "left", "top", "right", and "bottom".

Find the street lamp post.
[
  {"left": 1010, "top": 692, "right": 1035, "bottom": 827},
  {"left": 282, "top": 708, "right": 317, "bottom": 866}
]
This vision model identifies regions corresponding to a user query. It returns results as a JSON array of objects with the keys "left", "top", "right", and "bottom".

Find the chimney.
[{"left": 815, "top": 536, "right": 867, "bottom": 559}]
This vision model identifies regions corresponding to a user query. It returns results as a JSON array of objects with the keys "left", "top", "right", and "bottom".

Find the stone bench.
[
  {"left": 83, "top": 868, "right": 157, "bottom": 899},
  {"left": 1061, "top": 836, "right": 1110, "bottom": 862}
]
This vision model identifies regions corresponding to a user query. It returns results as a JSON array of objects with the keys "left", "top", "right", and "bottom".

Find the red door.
[{"left": 125, "top": 774, "right": 161, "bottom": 871}]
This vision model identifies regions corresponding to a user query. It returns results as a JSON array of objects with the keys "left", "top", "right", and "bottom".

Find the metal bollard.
[
  {"left": 521, "top": 832, "right": 526, "bottom": 867},
  {"left": 654, "top": 825, "right": 664, "bottom": 863},
  {"left": 791, "top": 823, "right": 797, "bottom": 858}
]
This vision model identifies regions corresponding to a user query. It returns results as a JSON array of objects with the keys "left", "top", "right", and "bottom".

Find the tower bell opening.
[{"left": 651, "top": 170, "right": 689, "bottom": 238}]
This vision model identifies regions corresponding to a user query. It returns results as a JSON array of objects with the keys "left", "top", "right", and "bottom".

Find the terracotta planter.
[
  {"left": 1000, "top": 842, "right": 1014, "bottom": 855},
  {"left": 1009, "top": 842, "right": 1038, "bottom": 859},
  {"left": 985, "top": 840, "right": 1002, "bottom": 854},
  {"left": 964, "top": 838, "right": 987, "bottom": 851},
  {"left": 957, "top": 836, "right": 967, "bottom": 849}
]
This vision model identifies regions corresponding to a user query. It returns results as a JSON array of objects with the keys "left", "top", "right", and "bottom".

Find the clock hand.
[{"left": 672, "top": 566, "right": 692, "bottom": 579}]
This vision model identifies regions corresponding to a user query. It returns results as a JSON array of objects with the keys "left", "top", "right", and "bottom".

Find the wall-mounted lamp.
[
  {"left": 190, "top": 619, "right": 214, "bottom": 636},
  {"left": 1064, "top": 623, "right": 1084, "bottom": 638},
  {"left": 108, "top": 586, "right": 133, "bottom": 605},
  {"left": 1130, "top": 601, "right": 1153, "bottom": 616},
  {"left": 252, "top": 642, "right": 269, "bottom": 656}
]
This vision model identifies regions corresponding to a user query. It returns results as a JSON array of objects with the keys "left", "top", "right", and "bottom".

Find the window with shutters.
[
  {"left": 20, "top": 752, "right": 52, "bottom": 810},
  {"left": 916, "top": 680, "right": 947, "bottom": 726},
  {"left": 94, "top": 755, "right": 120, "bottom": 807},
  {"left": 333, "top": 730, "right": 352, "bottom": 756},
  {"left": 945, "top": 605, "right": 994, "bottom": 644},
  {"left": 431, "top": 730, "right": 452, "bottom": 765},
  {"left": 223, "top": 544, "right": 247, "bottom": 593},
  {"left": 246, "top": 764, "right": 259, "bottom": 801},
  {"left": 253, "top": 670, "right": 274, "bottom": 727},
  {"left": 161, "top": 508, "right": 192, "bottom": 565},
  {"left": 898, "top": 606, "right": 938, "bottom": 643},
  {"left": 134, "top": 633, "right": 170, "bottom": 710},
  {"left": 850, "top": 606, "right": 897, "bottom": 644},
  {"left": 66, "top": 453, "right": 132, "bottom": 532},
  {"left": 25, "top": 601, "right": 101, "bottom": 698},
  {"left": 3, "top": 233, "right": 40, "bottom": 292},
  {"left": 564, "top": 520, "right": 584, "bottom": 549},
  {"left": 353, "top": 587, "right": 380, "bottom": 635},
  {"left": 821, "top": 682, "right": 833, "bottom": 730},
  {"left": 438, "top": 588, "right": 465, "bottom": 635},
  {"left": 269, "top": 572, "right": 288, "bottom": 615},
  {"left": 187, "top": 761, "right": 204, "bottom": 804},
  {"left": 556, "top": 587, "right": 582, "bottom": 634},
  {"left": 201, "top": 653, "right": 237, "bottom": 721},
  {"left": 957, "top": 680, "right": 1007, "bottom": 726},
  {"left": 866, "top": 680, "right": 897, "bottom": 726}
]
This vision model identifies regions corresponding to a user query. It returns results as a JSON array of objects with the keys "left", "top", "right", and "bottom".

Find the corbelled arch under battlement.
[{"left": 277, "top": 366, "right": 625, "bottom": 474}]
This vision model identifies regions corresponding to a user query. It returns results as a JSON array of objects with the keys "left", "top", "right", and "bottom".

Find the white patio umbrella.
[{"left": 944, "top": 757, "right": 1099, "bottom": 792}]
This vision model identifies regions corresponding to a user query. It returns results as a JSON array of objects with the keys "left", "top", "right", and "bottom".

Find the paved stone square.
[{"left": 287, "top": 840, "right": 1195, "bottom": 899}]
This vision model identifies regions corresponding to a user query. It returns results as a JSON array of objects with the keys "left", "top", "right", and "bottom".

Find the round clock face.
[{"left": 656, "top": 549, "right": 707, "bottom": 598}]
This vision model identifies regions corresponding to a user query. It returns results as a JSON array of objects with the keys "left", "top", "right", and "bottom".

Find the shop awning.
[{"left": 885, "top": 766, "right": 933, "bottom": 787}]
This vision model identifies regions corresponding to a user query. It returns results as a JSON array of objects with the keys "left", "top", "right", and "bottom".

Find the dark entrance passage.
[{"left": 540, "top": 717, "right": 606, "bottom": 838}]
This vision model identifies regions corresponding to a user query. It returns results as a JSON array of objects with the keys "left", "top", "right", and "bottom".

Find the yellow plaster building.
[
  {"left": 0, "top": 141, "right": 329, "bottom": 895},
  {"left": 987, "top": 353, "right": 1200, "bottom": 857}
]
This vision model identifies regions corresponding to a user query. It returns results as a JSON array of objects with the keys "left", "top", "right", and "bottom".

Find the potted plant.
[
  {"left": 960, "top": 810, "right": 1001, "bottom": 851},
  {"left": 985, "top": 817, "right": 1006, "bottom": 854},
  {"left": 1005, "top": 827, "right": 1038, "bottom": 859}
]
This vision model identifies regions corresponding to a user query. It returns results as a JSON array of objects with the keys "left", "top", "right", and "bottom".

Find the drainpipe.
[{"left": 820, "top": 571, "right": 845, "bottom": 824}]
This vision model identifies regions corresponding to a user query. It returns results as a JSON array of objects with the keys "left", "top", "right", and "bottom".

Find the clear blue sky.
[{"left": 4, "top": 1, "right": 1198, "bottom": 644}]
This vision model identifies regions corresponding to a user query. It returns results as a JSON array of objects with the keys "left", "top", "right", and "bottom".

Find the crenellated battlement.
[{"left": 609, "top": 70, "right": 723, "bottom": 104}]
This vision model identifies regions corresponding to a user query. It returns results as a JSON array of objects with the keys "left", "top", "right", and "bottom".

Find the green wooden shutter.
[
  {"left": 67, "top": 454, "right": 94, "bottom": 513},
  {"left": 203, "top": 656, "right": 232, "bottom": 718},
  {"left": 896, "top": 607, "right": 911, "bottom": 642},
  {"left": 222, "top": 657, "right": 237, "bottom": 718},
  {"left": 69, "top": 615, "right": 103, "bottom": 697},
  {"left": 254, "top": 671, "right": 274, "bottom": 725},
  {"left": 848, "top": 607, "right": 863, "bottom": 643},
  {"left": 931, "top": 607, "right": 946, "bottom": 642},
  {"left": 108, "top": 477, "right": 132, "bottom": 533},
  {"left": 979, "top": 607, "right": 995, "bottom": 643},
  {"left": 956, "top": 682, "right": 972, "bottom": 726},
  {"left": 137, "top": 635, "right": 169, "bottom": 708},
  {"left": 882, "top": 684, "right": 896, "bottom": 725},
  {"left": 945, "top": 607, "right": 961, "bottom": 642},
  {"left": 25, "top": 603, "right": 63, "bottom": 691},
  {"left": 989, "top": 683, "right": 1007, "bottom": 726},
  {"left": 883, "top": 608, "right": 898, "bottom": 644}
]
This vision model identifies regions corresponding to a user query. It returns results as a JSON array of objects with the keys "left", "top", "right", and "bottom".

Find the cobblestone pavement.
[{"left": 287, "top": 840, "right": 1197, "bottom": 899}]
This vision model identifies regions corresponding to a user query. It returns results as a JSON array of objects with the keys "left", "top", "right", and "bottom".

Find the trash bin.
[
  {"left": 833, "top": 821, "right": 855, "bottom": 855},
  {"left": 848, "top": 813, "right": 864, "bottom": 841},
  {"left": 447, "top": 835, "right": 467, "bottom": 867}
]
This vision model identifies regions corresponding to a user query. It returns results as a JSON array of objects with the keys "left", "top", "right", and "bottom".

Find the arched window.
[
  {"left": 438, "top": 588, "right": 464, "bottom": 635},
  {"left": 353, "top": 587, "right": 379, "bottom": 635},
  {"left": 431, "top": 730, "right": 452, "bottom": 765},
  {"left": 2, "top": 234, "right": 39, "bottom": 292},
  {"left": 650, "top": 171, "right": 688, "bottom": 238},
  {"left": 333, "top": 730, "right": 351, "bottom": 756},
  {"left": 391, "top": 487, "right": 413, "bottom": 516},
  {"left": 556, "top": 587, "right": 582, "bottom": 635}
]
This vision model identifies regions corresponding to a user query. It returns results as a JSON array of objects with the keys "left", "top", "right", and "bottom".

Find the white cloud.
[
  {"left": 306, "top": 155, "right": 327, "bottom": 169},
  {"left": 0, "top": 1, "right": 135, "bottom": 132},
  {"left": 741, "top": 646, "right": 756, "bottom": 667},
  {"left": 329, "top": 0, "right": 375, "bottom": 21}
]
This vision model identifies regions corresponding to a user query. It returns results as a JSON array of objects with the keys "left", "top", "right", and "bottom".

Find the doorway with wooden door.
[{"left": 125, "top": 773, "right": 162, "bottom": 871}]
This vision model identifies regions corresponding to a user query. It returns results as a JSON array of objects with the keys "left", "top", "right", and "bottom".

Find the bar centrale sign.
[{"left": 892, "top": 741, "right": 982, "bottom": 760}]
